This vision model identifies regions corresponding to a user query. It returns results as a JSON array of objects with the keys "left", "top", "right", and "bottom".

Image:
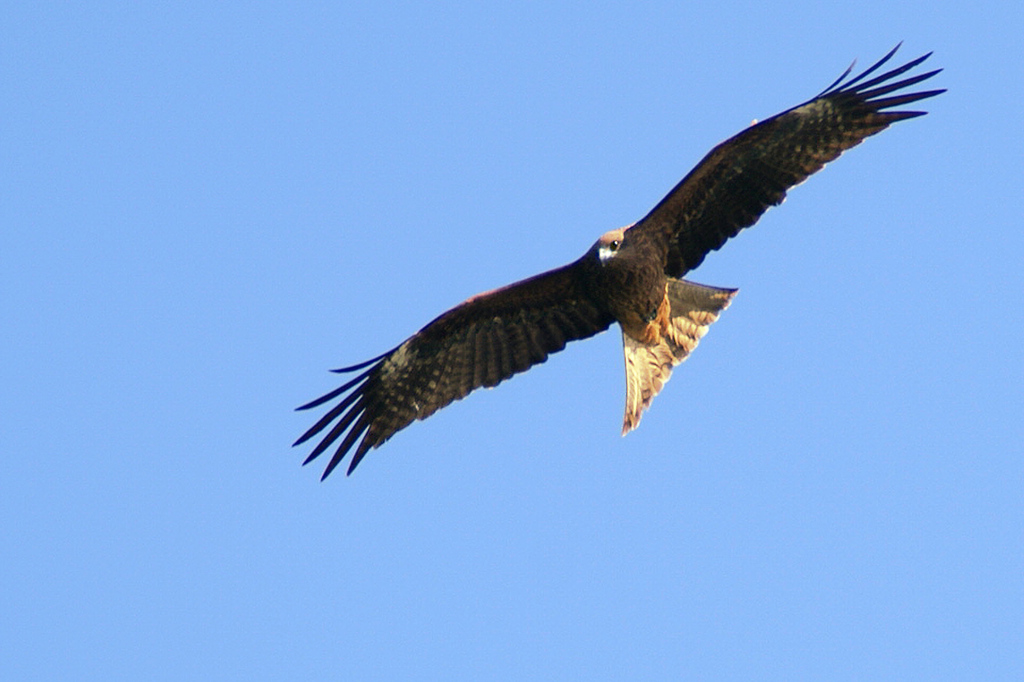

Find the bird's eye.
[{"left": 610, "top": 240, "right": 621, "bottom": 251}]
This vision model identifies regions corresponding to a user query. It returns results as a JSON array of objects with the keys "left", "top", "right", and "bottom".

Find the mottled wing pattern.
[
  {"left": 294, "top": 263, "right": 614, "bottom": 478},
  {"left": 630, "top": 45, "right": 944, "bottom": 277},
  {"left": 621, "top": 280, "right": 736, "bottom": 434}
]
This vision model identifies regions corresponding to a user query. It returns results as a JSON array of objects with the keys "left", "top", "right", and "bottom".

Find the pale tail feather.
[{"left": 621, "top": 280, "right": 737, "bottom": 434}]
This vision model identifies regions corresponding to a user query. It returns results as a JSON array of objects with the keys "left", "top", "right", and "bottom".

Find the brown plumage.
[{"left": 295, "top": 45, "right": 943, "bottom": 478}]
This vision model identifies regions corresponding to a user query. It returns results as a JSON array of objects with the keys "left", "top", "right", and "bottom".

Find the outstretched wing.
[
  {"left": 629, "top": 45, "right": 944, "bottom": 277},
  {"left": 294, "top": 261, "right": 614, "bottom": 478}
]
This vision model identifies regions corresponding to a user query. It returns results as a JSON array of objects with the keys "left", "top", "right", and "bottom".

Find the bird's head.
[{"left": 595, "top": 228, "right": 627, "bottom": 263}]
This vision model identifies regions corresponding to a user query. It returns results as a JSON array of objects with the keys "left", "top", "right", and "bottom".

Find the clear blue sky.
[{"left": 3, "top": 2, "right": 1021, "bottom": 680}]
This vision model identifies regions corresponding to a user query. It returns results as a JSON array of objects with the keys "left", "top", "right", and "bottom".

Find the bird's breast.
[{"left": 616, "top": 280, "right": 671, "bottom": 345}]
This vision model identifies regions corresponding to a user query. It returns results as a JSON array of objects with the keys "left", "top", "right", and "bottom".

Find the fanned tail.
[{"left": 621, "top": 280, "right": 737, "bottom": 434}]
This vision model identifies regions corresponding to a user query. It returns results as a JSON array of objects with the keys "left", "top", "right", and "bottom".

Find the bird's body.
[
  {"left": 592, "top": 228, "right": 673, "bottom": 345},
  {"left": 295, "top": 46, "right": 944, "bottom": 478}
]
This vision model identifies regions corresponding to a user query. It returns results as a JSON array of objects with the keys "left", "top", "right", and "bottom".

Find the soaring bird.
[{"left": 295, "top": 46, "right": 943, "bottom": 478}]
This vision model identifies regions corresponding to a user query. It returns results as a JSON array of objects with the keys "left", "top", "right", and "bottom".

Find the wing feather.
[
  {"left": 295, "top": 261, "right": 614, "bottom": 477},
  {"left": 483, "top": 326, "right": 503, "bottom": 387},
  {"left": 470, "top": 323, "right": 489, "bottom": 389},
  {"left": 628, "top": 45, "right": 944, "bottom": 277}
]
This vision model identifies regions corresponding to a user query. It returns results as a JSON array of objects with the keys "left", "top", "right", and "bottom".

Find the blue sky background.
[{"left": 3, "top": 2, "right": 1021, "bottom": 680}]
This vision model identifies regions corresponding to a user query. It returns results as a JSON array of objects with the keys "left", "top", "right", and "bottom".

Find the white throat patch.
[{"left": 598, "top": 245, "right": 619, "bottom": 263}]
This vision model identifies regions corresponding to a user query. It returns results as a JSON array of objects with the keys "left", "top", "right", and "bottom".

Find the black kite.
[{"left": 295, "top": 46, "right": 943, "bottom": 478}]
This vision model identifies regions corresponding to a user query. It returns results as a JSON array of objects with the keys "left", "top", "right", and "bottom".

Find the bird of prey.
[{"left": 295, "top": 45, "right": 943, "bottom": 478}]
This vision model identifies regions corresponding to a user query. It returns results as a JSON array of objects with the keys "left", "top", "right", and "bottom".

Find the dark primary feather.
[
  {"left": 629, "top": 44, "right": 945, "bottom": 277},
  {"left": 294, "top": 262, "right": 614, "bottom": 478}
]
